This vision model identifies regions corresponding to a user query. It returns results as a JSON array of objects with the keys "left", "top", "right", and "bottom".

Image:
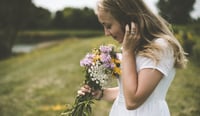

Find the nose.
[{"left": 104, "top": 28, "right": 111, "bottom": 36}]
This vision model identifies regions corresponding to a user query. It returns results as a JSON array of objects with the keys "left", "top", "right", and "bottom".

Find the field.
[{"left": 0, "top": 36, "right": 199, "bottom": 116}]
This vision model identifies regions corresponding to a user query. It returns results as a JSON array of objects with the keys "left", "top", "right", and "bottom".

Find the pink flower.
[
  {"left": 99, "top": 45, "right": 112, "bottom": 53},
  {"left": 80, "top": 53, "right": 95, "bottom": 67}
]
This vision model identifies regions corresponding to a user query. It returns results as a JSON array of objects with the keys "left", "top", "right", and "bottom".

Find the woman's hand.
[
  {"left": 122, "top": 22, "right": 140, "bottom": 53},
  {"left": 77, "top": 85, "right": 103, "bottom": 100}
]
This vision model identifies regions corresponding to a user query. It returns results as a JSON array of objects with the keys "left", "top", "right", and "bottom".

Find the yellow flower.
[
  {"left": 51, "top": 104, "right": 66, "bottom": 111},
  {"left": 114, "top": 59, "right": 120, "bottom": 64},
  {"left": 114, "top": 67, "right": 121, "bottom": 75},
  {"left": 39, "top": 104, "right": 66, "bottom": 111},
  {"left": 94, "top": 55, "right": 100, "bottom": 62}
]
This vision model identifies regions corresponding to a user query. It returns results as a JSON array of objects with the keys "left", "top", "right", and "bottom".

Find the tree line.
[
  {"left": 0, "top": 0, "right": 102, "bottom": 59},
  {"left": 24, "top": 7, "right": 102, "bottom": 30},
  {"left": 0, "top": 0, "right": 198, "bottom": 59}
]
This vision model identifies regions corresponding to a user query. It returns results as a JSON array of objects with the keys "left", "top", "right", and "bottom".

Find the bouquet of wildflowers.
[{"left": 62, "top": 44, "right": 121, "bottom": 116}]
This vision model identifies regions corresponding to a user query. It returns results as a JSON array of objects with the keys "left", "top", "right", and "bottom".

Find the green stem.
[{"left": 62, "top": 93, "right": 94, "bottom": 116}]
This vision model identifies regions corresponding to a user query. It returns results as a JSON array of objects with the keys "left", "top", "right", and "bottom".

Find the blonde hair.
[{"left": 97, "top": 0, "right": 187, "bottom": 68}]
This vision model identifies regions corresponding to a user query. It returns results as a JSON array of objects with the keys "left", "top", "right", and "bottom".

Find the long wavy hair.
[{"left": 96, "top": 0, "right": 187, "bottom": 68}]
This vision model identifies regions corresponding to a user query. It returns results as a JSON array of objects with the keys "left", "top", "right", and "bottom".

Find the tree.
[
  {"left": 0, "top": 0, "right": 36, "bottom": 59},
  {"left": 80, "top": 7, "right": 102, "bottom": 30},
  {"left": 26, "top": 7, "right": 52, "bottom": 29},
  {"left": 52, "top": 11, "right": 66, "bottom": 29},
  {"left": 52, "top": 7, "right": 101, "bottom": 29},
  {"left": 157, "top": 0, "right": 196, "bottom": 24}
]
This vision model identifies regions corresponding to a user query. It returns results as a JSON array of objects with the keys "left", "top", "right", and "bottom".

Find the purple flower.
[
  {"left": 80, "top": 53, "right": 94, "bottom": 67},
  {"left": 100, "top": 53, "right": 111, "bottom": 63},
  {"left": 103, "top": 62, "right": 115, "bottom": 69},
  {"left": 99, "top": 45, "right": 112, "bottom": 53}
]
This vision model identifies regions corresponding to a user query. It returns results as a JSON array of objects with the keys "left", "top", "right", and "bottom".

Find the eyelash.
[{"left": 105, "top": 25, "right": 111, "bottom": 29}]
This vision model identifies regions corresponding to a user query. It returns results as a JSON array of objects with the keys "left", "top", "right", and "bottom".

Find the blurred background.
[{"left": 0, "top": 0, "right": 199, "bottom": 116}]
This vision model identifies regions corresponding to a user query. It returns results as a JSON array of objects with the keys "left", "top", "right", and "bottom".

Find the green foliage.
[
  {"left": 174, "top": 30, "right": 195, "bottom": 55},
  {"left": 0, "top": 0, "right": 34, "bottom": 29},
  {"left": 192, "top": 42, "right": 200, "bottom": 66},
  {"left": 157, "top": 0, "right": 196, "bottom": 24},
  {"left": 0, "top": 0, "right": 101, "bottom": 59},
  {"left": 173, "top": 25, "right": 200, "bottom": 66},
  {"left": 52, "top": 7, "right": 101, "bottom": 30},
  {"left": 62, "top": 94, "right": 94, "bottom": 116},
  {"left": 25, "top": 7, "right": 52, "bottom": 29},
  {"left": 0, "top": 0, "right": 51, "bottom": 59}
]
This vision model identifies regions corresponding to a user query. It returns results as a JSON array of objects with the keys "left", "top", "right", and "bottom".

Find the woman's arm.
[
  {"left": 101, "top": 87, "right": 119, "bottom": 101},
  {"left": 122, "top": 51, "right": 163, "bottom": 110},
  {"left": 121, "top": 22, "right": 163, "bottom": 110}
]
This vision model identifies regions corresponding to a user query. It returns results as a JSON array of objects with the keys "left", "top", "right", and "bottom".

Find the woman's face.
[{"left": 97, "top": 9, "right": 124, "bottom": 43}]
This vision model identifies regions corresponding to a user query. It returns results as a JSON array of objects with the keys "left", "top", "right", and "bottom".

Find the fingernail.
[{"left": 126, "top": 24, "right": 129, "bottom": 31}]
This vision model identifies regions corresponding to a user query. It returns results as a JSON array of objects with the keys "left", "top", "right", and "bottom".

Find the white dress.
[{"left": 110, "top": 39, "right": 175, "bottom": 116}]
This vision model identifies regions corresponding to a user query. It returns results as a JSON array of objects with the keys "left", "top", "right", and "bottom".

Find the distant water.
[{"left": 12, "top": 44, "right": 36, "bottom": 53}]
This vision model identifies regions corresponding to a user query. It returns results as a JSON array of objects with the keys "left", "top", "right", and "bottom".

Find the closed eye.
[{"left": 105, "top": 25, "right": 111, "bottom": 29}]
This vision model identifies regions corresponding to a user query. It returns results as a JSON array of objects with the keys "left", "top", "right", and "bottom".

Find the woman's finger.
[
  {"left": 77, "top": 90, "right": 85, "bottom": 96},
  {"left": 130, "top": 22, "right": 136, "bottom": 36},
  {"left": 81, "top": 86, "right": 91, "bottom": 93},
  {"left": 131, "top": 22, "right": 136, "bottom": 32},
  {"left": 125, "top": 24, "right": 130, "bottom": 35}
]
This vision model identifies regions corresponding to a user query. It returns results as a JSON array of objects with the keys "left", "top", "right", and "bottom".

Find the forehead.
[{"left": 97, "top": 9, "right": 114, "bottom": 23}]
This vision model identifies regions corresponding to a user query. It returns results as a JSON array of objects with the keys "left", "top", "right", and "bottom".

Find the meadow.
[{"left": 0, "top": 35, "right": 199, "bottom": 116}]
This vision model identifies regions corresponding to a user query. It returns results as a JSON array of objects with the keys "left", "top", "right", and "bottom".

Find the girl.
[{"left": 78, "top": 0, "right": 187, "bottom": 115}]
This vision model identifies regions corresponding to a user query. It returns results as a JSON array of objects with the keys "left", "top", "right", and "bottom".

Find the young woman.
[{"left": 78, "top": 0, "right": 187, "bottom": 115}]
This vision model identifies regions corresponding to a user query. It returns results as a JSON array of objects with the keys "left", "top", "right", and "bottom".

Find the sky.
[{"left": 32, "top": 0, "right": 200, "bottom": 19}]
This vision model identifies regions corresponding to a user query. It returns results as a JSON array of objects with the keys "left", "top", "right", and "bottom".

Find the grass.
[
  {"left": 167, "top": 61, "right": 200, "bottom": 116},
  {"left": 0, "top": 36, "right": 199, "bottom": 116}
]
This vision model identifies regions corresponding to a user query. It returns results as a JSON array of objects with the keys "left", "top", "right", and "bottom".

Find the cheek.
[
  {"left": 118, "top": 29, "right": 125, "bottom": 40},
  {"left": 113, "top": 30, "right": 124, "bottom": 43}
]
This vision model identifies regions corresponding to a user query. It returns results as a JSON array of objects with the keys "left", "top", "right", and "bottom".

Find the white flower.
[{"left": 87, "top": 63, "right": 113, "bottom": 87}]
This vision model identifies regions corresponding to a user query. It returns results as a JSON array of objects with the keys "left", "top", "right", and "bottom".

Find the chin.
[
  {"left": 113, "top": 37, "right": 123, "bottom": 43},
  {"left": 118, "top": 39, "right": 123, "bottom": 44},
  {"left": 115, "top": 39, "right": 122, "bottom": 43},
  {"left": 118, "top": 41, "right": 123, "bottom": 44}
]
